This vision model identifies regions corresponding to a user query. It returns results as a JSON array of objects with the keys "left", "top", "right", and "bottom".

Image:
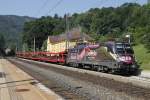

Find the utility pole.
[
  {"left": 65, "top": 14, "right": 69, "bottom": 32},
  {"left": 65, "top": 13, "right": 70, "bottom": 51},
  {"left": 34, "top": 37, "right": 36, "bottom": 53},
  {"left": 16, "top": 42, "right": 18, "bottom": 53}
]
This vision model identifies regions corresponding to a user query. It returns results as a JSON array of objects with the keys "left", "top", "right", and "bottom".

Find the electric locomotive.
[{"left": 67, "top": 41, "right": 138, "bottom": 74}]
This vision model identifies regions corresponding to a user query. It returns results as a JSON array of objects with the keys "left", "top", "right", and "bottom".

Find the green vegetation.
[
  {"left": 0, "top": 34, "right": 6, "bottom": 55},
  {"left": 0, "top": 3, "right": 149, "bottom": 69},
  {"left": 23, "top": 3, "right": 150, "bottom": 52},
  {"left": 23, "top": 16, "right": 65, "bottom": 50},
  {"left": 133, "top": 44, "right": 150, "bottom": 70},
  {"left": 21, "top": 3, "right": 150, "bottom": 70},
  {"left": 0, "top": 34, "right": 5, "bottom": 49},
  {"left": 0, "top": 15, "right": 35, "bottom": 50}
]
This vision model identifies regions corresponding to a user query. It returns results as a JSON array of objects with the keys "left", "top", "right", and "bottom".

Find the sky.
[{"left": 0, "top": 0, "right": 147, "bottom": 18}]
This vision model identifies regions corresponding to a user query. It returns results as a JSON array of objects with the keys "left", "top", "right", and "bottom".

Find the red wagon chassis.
[{"left": 16, "top": 51, "right": 66, "bottom": 63}]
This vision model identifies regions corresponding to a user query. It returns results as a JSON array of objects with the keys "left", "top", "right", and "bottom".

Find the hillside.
[
  {"left": 0, "top": 15, "right": 35, "bottom": 49},
  {"left": 133, "top": 44, "right": 150, "bottom": 70},
  {"left": 22, "top": 3, "right": 150, "bottom": 52}
]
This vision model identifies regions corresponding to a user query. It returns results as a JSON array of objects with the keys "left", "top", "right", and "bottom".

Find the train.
[{"left": 16, "top": 41, "right": 139, "bottom": 75}]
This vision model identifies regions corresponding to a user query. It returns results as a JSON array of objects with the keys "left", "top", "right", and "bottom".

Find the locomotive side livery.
[{"left": 67, "top": 42, "right": 138, "bottom": 73}]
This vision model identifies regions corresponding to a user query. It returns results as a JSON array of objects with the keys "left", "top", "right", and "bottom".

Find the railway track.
[
  {"left": 8, "top": 58, "right": 85, "bottom": 100},
  {"left": 7, "top": 57, "right": 150, "bottom": 100},
  {"left": 130, "top": 76, "right": 150, "bottom": 84}
]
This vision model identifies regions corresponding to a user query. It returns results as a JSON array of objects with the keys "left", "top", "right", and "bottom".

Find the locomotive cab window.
[{"left": 116, "top": 43, "right": 134, "bottom": 54}]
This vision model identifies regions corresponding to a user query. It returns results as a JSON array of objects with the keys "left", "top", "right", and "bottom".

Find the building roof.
[{"left": 48, "top": 29, "right": 93, "bottom": 44}]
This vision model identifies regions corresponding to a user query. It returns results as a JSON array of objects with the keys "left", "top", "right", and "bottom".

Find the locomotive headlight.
[
  {"left": 119, "top": 56, "right": 131, "bottom": 62},
  {"left": 131, "top": 64, "right": 136, "bottom": 68},
  {"left": 119, "top": 57, "right": 125, "bottom": 61}
]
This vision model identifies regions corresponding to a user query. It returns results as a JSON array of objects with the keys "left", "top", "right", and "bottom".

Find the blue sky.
[{"left": 0, "top": 0, "right": 147, "bottom": 17}]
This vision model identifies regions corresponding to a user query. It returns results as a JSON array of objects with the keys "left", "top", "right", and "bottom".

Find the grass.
[{"left": 133, "top": 44, "right": 150, "bottom": 70}]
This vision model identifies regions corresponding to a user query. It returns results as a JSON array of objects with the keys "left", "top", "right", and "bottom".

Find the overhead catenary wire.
[
  {"left": 17, "top": 1, "right": 51, "bottom": 51},
  {"left": 26, "top": 0, "right": 63, "bottom": 35},
  {"left": 24, "top": 0, "right": 138, "bottom": 51},
  {"left": 45, "top": 0, "right": 63, "bottom": 16},
  {"left": 32, "top": 0, "right": 50, "bottom": 52},
  {"left": 23, "top": 0, "right": 64, "bottom": 52},
  {"left": 35, "top": 0, "right": 50, "bottom": 17}
]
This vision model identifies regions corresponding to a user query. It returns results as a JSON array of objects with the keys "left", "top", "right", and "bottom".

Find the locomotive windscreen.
[{"left": 116, "top": 43, "right": 134, "bottom": 54}]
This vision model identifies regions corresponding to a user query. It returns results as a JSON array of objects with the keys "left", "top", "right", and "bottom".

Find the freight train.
[{"left": 16, "top": 41, "right": 139, "bottom": 75}]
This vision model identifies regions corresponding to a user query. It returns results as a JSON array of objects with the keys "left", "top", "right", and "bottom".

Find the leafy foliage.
[
  {"left": 0, "top": 15, "right": 35, "bottom": 50},
  {"left": 23, "top": 3, "right": 150, "bottom": 50},
  {"left": 0, "top": 34, "right": 5, "bottom": 49},
  {"left": 23, "top": 16, "right": 65, "bottom": 50}
]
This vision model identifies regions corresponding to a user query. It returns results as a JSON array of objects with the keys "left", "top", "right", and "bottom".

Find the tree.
[
  {"left": 0, "top": 34, "right": 5, "bottom": 49},
  {"left": 22, "top": 43, "right": 29, "bottom": 52},
  {"left": 22, "top": 3, "right": 150, "bottom": 51},
  {"left": 41, "top": 40, "right": 47, "bottom": 51}
]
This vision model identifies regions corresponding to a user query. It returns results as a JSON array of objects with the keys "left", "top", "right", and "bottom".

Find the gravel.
[{"left": 8, "top": 58, "right": 149, "bottom": 100}]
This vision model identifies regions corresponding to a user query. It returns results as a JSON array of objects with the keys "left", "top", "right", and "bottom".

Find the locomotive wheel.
[
  {"left": 91, "top": 65, "right": 97, "bottom": 71},
  {"left": 68, "top": 63, "right": 73, "bottom": 67},
  {"left": 108, "top": 69, "right": 116, "bottom": 74},
  {"left": 97, "top": 66, "right": 103, "bottom": 72},
  {"left": 97, "top": 67, "right": 101, "bottom": 72},
  {"left": 103, "top": 67, "right": 109, "bottom": 73},
  {"left": 78, "top": 64, "right": 83, "bottom": 68},
  {"left": 71, "top": 63, "right": 78, "bottom": 68},
  {"left": 75, "top": 63, "right": 79, "bottom": 68}
]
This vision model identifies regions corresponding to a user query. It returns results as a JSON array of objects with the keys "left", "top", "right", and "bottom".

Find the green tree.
[
  {"left": 0, "top": 34, "right": 5, "bottom": 49},
  {"left": 22, "top": 3, "right": 150, "bottom": 50},
  {"left": 41, "top": 40, "right": 47, "bottom": 51}
]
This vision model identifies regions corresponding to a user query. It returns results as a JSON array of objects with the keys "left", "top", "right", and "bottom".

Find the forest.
[
  {"left": 22, "top": 3, "right": 150, "bottom": 51},
  {"left": 0, "top": 15, "right": 35, "bottom": 50}
]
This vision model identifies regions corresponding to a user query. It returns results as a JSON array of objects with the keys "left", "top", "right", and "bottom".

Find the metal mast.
[
  {"left": 34, "top": 37, "right": 36, "bottom": 53},
  {"left": 65, "top": 13, "right": 70, "bottom": 51}
]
